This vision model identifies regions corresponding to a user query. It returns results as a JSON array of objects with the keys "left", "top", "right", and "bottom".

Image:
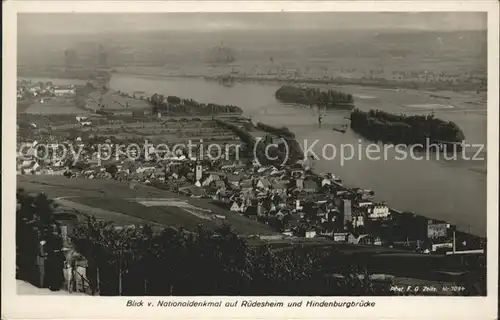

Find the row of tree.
[
  {"left": 255, "top": 122, "right": 305, "bottom": 164},
  {"left": 70, "top": 217, "right": 390, "bottom": 296},
  {"left": 275, "top": 85, "right": 354, "bottom": 110},
  {"left": 255, "top": 123, "right": 295, "bottom": 139},
  {"left": 149, "top": 94, "right": 242, "bottom": 116},
  {"left": 215, "top": 120, "right": 298, "bottom": 166},
  {"left": 350, "top": 109, "right": 466, "bottom": 146}
]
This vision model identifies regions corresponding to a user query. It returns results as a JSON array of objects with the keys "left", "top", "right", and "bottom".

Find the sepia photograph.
[{"left": 2, "top": 1, "right": 499, "bottom": 319}]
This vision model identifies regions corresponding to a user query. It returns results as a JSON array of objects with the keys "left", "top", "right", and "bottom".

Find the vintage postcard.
[{"left": 2, "top": 1, "right": 499, "bottom": 319}]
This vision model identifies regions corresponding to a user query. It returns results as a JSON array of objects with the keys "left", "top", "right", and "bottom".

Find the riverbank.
[
  {"left": 113, "top": 70, "right": 487, "bottom": 114},
  {"left": 114, "top": 68, "right": 484, "bottom": 93},
  {"left": 253, "top": 120, "right": 485, "bottom": 243}
]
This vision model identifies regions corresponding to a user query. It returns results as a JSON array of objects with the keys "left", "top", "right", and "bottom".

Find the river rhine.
[{"left": 109, "top": 73, "right": 487, "bottom": 236}]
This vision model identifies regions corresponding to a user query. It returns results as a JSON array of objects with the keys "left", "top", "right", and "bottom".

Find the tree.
[
  {"left": 16, "top": 191, "right": 60, "bottom": 287},
  {"left": 105, "top": 164, "right": 118, "bottom": 177},
  {"left": 69, "top": 216, "right": 388, "bottom": 296},
  {"left": 71, "top": 216, "right": 115, "bottom": 295}
]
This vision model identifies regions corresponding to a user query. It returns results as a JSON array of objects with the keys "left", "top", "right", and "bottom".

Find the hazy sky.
[{"left": 18, "top": 12, "right": 486, "bottom": 35}]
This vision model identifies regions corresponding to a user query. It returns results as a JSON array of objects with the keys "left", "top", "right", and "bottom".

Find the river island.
[
  {"left": 350, "top": 108, "right": 466, "bottom": 150},
  {"left": 275, "top": 85, "right": 355, "bottom": 110}
]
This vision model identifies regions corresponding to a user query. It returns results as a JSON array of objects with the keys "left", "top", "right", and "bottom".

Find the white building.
[
  {"left": 321, "top": 178, "right": 332, "bottom": 187},
  {"left": 358, "top": 201, "right": 373, "bottom": 208},
  {"left": 305, "top": 231, "right": 317, "bottom": 238},
  {"left": 367, "top": 204, "right": 390, "bottom": 220},
  {"left": 54, "top": 87, "right": 76, "bottom": 97},
  {"left": 352, "top": 215, "right": 365, "bottom": 227}
]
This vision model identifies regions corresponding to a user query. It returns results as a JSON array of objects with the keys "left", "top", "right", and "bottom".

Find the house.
[
  {"left": 358, "top": 201, "right": 373, "bottom": 208},
  {"left": 54, "top": 86, "right": 76, "bottom": 97},
  {"left": 295, "top": 178, "right": 304, "bottom": 190},
  {"left": 221, "top": 164, "right": 237, "bottom": 170},
  {"left": 295, "top": 199, "right": 303, "bottom": 211},
  {"left": 352, "top": 214, "right": 365, "bottom": 227},
  {"left": 282, "top": 230, "right": 294, "bottom": 237},
  {"left": 214, "top": 188, "right": 230, "bottom": 202},
  {"left": 257, "top": 167, "right": 269, "bottom": 174},
  {"left": 252, "top": 159, "right": 261, "bottom": 167},
  {"left": 427, "top": 221, "right": 450, "bottom": 239},
  {"left": 239, "top": 179, "right": 253, "bottom": 190},
  {"left": 202, "top": 172, "right": 222, "bottom": 187},
  {"left": 305, "top": 230, "right": 317, "bottom": 238},
  {"left": 52, "top": 160, "right": 64, "bottom": 168},
  {"left": 256, "top": 178, "right": 271, "bottom": 189},
  {"left": 179, "top": 186, "right": 206, "bottom": 198},
  {"left": 212, "top": 180, "right": 226, "bottom": 190},
  {"left": 275, "top": 209, "right": 287, "bottom": 220},
  {"left": 336, "top": 190, "right": 349, "bottom": 197},
  {"left": 21, "top": 160, "right": 32, "bottom": 167},
  {"left": 430, "top": 241, "right": 453, "bottom": 253},
  {"left": 316, "top": 206, "right": 327, "bottom": 218},
  {"left": 303, "top": 179, "right": 319, "bottom": 193},
  {"left": 321, "top": 178, "right": 332, "bottom": 187},
  {"left": 225, "top": 173, "right": 241, "bottom": 187},
  {"left": 332, "top": 232, "right": 349, "bottom": 242},
  {"left": 367, "top": 204, "right": 390, "bottom": 220},
  {"left": 230, "top": 200, "right": 244, "bottom": 212},
  {"left": 270, "top": 168, "right": 284, "bottom": 176},
  {"left": 271, "top": 180, "right": 287, "bottom": 192}
]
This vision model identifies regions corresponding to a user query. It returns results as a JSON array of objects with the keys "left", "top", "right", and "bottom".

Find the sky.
[{"left": 18, "top": 12, "right": 487, "bottom": 35}]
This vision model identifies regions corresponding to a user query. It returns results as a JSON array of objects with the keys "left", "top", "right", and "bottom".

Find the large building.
[
  {"left": 367, "top": 203, "right": 390, "bottom": 220},
  {"left": 427, "top": 220, "right": 450, "bottom": 239},
  {"left": 341, "top": 199, "right": 352, "bottom": 226},
  {"left": 54, "top": 86, "right": 76, "bottom": 97}
]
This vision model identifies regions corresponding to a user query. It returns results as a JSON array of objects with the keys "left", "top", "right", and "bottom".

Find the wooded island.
[
  {"left": 350, "top": 109, "right": 466, "bottom": 149},
  {"left": 275, "top": 85, "right": 354, "bottom": 110}
]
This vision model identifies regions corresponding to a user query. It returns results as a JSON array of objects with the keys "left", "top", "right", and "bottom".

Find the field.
[
  {"left": 84, "top": 118, "right": 243, "bottom": 144},
  {"left": 55, "top": 198, "right": 154, "bottom": 226},
  {"left": 105, "top": 29, "right": 486, "bottom": 91},
  {"left": 17, "top": 175, "right": 276, "bottom": 235},
  {"left": 87, "top": 89, "right": 150, "bottom": 111},
  {"left": 20, "top": 77, "right": 88, "bottom": 86},
  {"left": 24, "top": 96, "right": 90, "bottom": 115},
  {"left": 18, "top": 29, "right": 486, "bottom": 91}
]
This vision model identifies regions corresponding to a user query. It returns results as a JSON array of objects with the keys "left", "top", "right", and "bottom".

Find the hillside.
[{"left": 17, "top": 175, "right": 276, "bottom": 236}]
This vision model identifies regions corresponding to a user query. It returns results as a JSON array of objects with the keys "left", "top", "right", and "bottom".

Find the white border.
[{"left": 2, "top": 2, "right": 499, "bottom": 320}]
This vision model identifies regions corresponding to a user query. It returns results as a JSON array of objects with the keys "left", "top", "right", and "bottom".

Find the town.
[{"left": 16, "top": 75, "right": 486, "bottom": 296}]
